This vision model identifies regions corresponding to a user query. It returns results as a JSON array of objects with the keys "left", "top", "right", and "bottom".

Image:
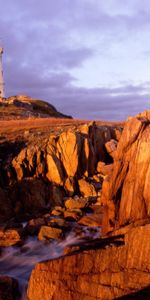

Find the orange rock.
[
  {"left": 27, "top": 224, "right": 150, "bottom": 300},
  {"left": 105, "top": 139, "right": 117, "bottom": 159},
  {"left": 57, "top": 130, "right": 82, "bottom": 177},
  {"left": 101, "top": 113, "right": 150, "bottom": 228},
  {"left": 0, "top": 229, "right": 22, "bottom": 246},
  {"left": 38, "top": 226, "right": 62, "bottom": 241},
  {"left": 97, "top": 161, "right": 113, "bottom": 176},
  {"left": 64, "top": 177, "right": 75, "bottom": 196},
  {"left": 78, "top": 213, "right": 103, "bottom": 227},
  {"left": 65, "top": 197, "right": 88, "bottom": 209},
  {"left": 46, "top": 154, "right": 64, "bottom": 186},
  {"left": 78, "top": 178, "right": 97, "bottom": 197}
]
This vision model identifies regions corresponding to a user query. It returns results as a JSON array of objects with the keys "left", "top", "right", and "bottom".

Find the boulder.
[
  {"left": 64, "top": 210, "right": 80, "bottom": 222},
  {"left": 57, "top": 130, "right": 82, "bottom": 177},
  {"left": 26, "top": 217, "right": 46, "bottom": 235},
  {"left": 97, "top": 161, "right": 113, "bottom": 176},
  {"left": 105, "top": 139, "right": 118, "bottom": 159},
  {"left": 78, "top": 178, "right": 97, "bottom": 197},
  {"left": 65, "top": 197, "right": 88, "bottom": 209},
  {"left": 64, "top": 177, "right": 76, "bottom": 196},
  {"left": 78, "top": 213, "right": 103, "bottom": 227},
  {"left": 0, "top": 228, "right": 23, "bottom": 246},
  {"left": 51, "top": 206, "right": 65, "bottom": 216},
  {"left": 46, "top": 154, "right": 64, "bottom": 186},
  {"left": 38, "top": 226, "right": 62, "bottom": 240}
]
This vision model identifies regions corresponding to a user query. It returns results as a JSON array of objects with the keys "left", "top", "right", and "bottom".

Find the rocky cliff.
[
  {"left": 0, "top": 121, "right": 121, "bottom": 222},
  {"left": 1, "top": 110, "right": 150, "bottom": 300},
  {"left": 0, "top": 95, "right": 72, "bottom": 119},
  {"left": 26, "top": 110, "right": 150, "bottom": 300}
]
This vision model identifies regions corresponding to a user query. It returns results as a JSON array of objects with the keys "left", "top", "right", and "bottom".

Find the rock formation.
[
  {"left": 1, "top": 110, "right": 150, "bottom": 300},
  {"left": 26, "top": 110, "right": 150, "bottom": 300},
  {"left": 27, "top": 222, "right": 150, "bottom": 300},
  {"left": 101, "top": 111, "right": 150, "bottom": 232},
  {"left": 0, "top": 122, "right": 120, "bottom": 221}
]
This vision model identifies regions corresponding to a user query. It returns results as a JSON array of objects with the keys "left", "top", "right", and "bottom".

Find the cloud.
[{"left": 1, "top": 0, "right": 150, "bottom": 121}]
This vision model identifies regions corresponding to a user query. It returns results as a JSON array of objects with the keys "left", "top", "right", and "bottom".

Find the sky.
[{"left": 1, "top": 0, "right": 150, "bottom": 120}]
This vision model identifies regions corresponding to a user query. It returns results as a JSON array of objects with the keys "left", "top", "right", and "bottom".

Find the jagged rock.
[
  {"left": 48, "top": 218, "right": 66, "bottom": 228},
  {"left": 64, "top": 177, "right": 76, "bottom": 196},
  {"left": 101, "top": 114, "right": 150, "bottom": 228},
  {"left": 38, "top": 226, "right": 63, "bottom": 241},
  {"left": 51, "top": 206, "right": 65, "bottom": 216},
  {"left": 57, "top": 130, "right": 82, "bottom": 177},
  {"left": 0, "top": 276, "right": 20, "bottom": 300},
  {"left": 12, "top": 148, "right": 26, "bottom": 181},
  {"left": 89, "top": 124, "right": 112, "bottom": 162},
  {"left": 81, "top": 136, "right": 96, "bottom": 176},
  {"left": 97, "top": 161, "right": 113, "bottom": 176},
  {"left": 27, "top": 224, "right": 150, "bottom": 300},
  {"left": 64, "top": 210, "right": 80, "bottom": 222},
  {"left": 78, "top": 178, "right": 97, "bottom": 197},
  {"left": 65, "top": 197, "right": 88, "bottom": 209},
  {"left": 46, "top": 154, "right": 64, "bottom": 186},
  {"left": 105, "top": 139, "right": 118, "bottom": 158},
  {"left": 78, "top": 213, "right": 103, "bottom": 227},
  {"left": 0, "top": 228, "right": 23, "bottom": 246},
  {"left": 25, "top": 217, "right": 46, "bottom": 235}
]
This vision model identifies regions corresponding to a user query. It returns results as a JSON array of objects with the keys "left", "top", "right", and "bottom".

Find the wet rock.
[
  {"left": 0, "top": 276, "right": 20, "bottom": 300},
  {"left": 27, "top": 224, "right": 150, "bottom": 300},
  {"left": 38, "top": 225, "right": 62, "bottom": 240},
  {"left": 25, "top": 217, "right": 46, "bottom": 235},
  {"left": 51, "top": 206, "right": 65, "bottom": 216},
  {"left": 47, "top": 218, "right": 66, "bottom": 228},
  {"left": 78, "top": 213, "right": 103, "bottom": 227},
  {"left": 0, "top": 228, "right": 23, "bottom": 246},
  {"left": 64, "top": 210, "right": 80, "bottom": 222},
  {"left": 78, "top": 178, "right": 97, "bottom": 197}
]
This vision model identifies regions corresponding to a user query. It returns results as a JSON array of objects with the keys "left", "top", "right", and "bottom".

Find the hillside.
[{"left": 0, "top": 95, "right": 72, "bottom": 120}]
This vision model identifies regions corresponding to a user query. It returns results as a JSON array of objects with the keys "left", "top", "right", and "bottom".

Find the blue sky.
[{"left": 1, "top": 0, "right": 150, "bottom": 119}]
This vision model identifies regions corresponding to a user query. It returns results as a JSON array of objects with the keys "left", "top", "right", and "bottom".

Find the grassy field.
[{"left": 0, "top": 117, "right": 124, "bottom": 143}]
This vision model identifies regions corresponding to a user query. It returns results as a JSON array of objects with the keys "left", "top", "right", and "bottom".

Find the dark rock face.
[
  {"left": 27, "top": 223, "right": 150, "bottom": 300},
  {"left": 0, "top": 276, "right": 20, "bottom": 300},
  {"left": 0, "top": 122, "right": 120, "bottom": 221}
]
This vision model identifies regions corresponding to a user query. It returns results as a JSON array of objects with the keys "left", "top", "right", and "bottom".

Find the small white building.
[{"left": 0, "top": 47, "right": 5, "bottom": 98}]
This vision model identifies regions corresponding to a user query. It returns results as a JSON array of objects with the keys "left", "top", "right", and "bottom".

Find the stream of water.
[{"left": 0, "top": 226, "right": 101, "bottom": 299}]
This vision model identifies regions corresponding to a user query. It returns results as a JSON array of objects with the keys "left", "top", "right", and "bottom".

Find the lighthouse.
[{"left": 0, "top": 47, "right": 5, "bottom": 98}]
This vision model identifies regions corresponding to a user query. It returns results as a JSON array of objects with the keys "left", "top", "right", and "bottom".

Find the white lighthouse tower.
[{"left": 0, "top": 47, "right": 5, "bottom": 98}]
